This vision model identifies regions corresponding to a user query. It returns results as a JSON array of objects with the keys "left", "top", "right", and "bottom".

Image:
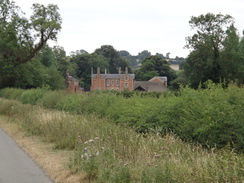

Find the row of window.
[
  {"left": 106, "top": 80, "right": 129, "bottom": 88},
  {"left": 106, "top": 80, "right": 120, "bottom": 86}
]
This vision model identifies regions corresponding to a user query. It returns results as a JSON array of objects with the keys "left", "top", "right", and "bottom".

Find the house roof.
[
  {"left": 149, "top": 76, "right": 167, "bottom": 82},
  {"left": 134, "top": 81, "right": 167, "bottom": 92},
  {"left": 68, "top": 76, "right": 79, "bottom": 82},
  {"left": 92, "top": 74, "right": 135, "bottom": 79}
]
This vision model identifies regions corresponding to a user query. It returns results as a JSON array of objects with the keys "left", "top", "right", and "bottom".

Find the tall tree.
[
  {"left": 94, "top": 45, "right": 132, "bottom": 73},
  {"left": 137, "top": 50, "right": 151, "bottom": 62},
  {"left": 70, "top": 53, "right": 109, "bottom": 91},
  {"left": 52, "top": 46, "right": 69, "bottom": 78},
  {"left": 184, "top": 13, "right": 237, "bottom": 88},
  {"left": 0, "top": 0, "right": 62, "bottom": 88},
  {"left": 118, "top": 50, "right": 138, "bottom": 69},
  {"left": 235, "top": 33, "right": 244, "bottom": 85},
  {"left": 136, "top": 56, "right": 176, "bottom": 84},
  {"left": 94, "top": 45, "right": 119, "bottom": 73},
  {"left": 219, "top": 25, "right": 241, "bottom": 83},
  {"left": 34, "top": 45, "right": 66, "bottom": 90},
  {"left": 37, "top": 45, "right": 56, "bottom": 67}
]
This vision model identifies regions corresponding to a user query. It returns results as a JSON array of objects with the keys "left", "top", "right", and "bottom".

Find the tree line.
[{"left": 0, "top": 0, "right": 243, "bottom": 91}]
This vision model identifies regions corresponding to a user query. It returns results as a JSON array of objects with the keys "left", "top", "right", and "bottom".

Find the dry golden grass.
[{"left": 0, "top": 116, "right": 85, "bottom": 183}]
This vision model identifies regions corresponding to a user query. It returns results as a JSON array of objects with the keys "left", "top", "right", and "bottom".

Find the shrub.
[
  {"left": 1, "top": 98, "right": 243, "bottom": 182},
  {"left": 19, "top": 87, "right": 49, "bottom": 105},
  {"left": 1, "top": 83, "right": 243, "bottom": 152},
  {"left": 36, "top": 90, "right": 66, "bottom": 109},
  {"left": 0, "top": 88, "right": 24, "bottom": 100}
]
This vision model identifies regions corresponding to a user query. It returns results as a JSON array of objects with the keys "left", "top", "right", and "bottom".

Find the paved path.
[{"left": 0, "top": 128, "right": 53, "bottom": 183}]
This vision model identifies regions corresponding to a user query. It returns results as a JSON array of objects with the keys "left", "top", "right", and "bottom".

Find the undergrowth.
[
  {"left": 0, "top": 99, "right": 243, "bottom": 182},
  {"left": 0, "top": 82, "right": 243, "bottom": 153}
]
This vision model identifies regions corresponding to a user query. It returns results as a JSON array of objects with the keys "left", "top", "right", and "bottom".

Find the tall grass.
[{"left": 0, "top": 98, "right": 243, "bottom": 182}]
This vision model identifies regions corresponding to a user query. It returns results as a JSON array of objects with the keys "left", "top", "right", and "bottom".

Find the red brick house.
[
  {"left": 66, "top": 73, "right": 80, "bottom": 93},
  {"left": 90, "top": 67, "right": 135, "bottom": 91}
]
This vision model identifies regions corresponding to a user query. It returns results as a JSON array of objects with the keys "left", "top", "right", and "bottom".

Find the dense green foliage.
[
  {"left": 0, "top": 45, "right": 67, "bottom": 89},
  {"left": 0, "top": 0, "right": 62, "bottom": 88},
  {"left": 94, "top": 45, "right": 132, "bottom": 74},
  {"left": 0, "top": 99, "right": 243, "bottom": 182},
  {"left": 184, "top": 13, "right": 244, "bottom": 88},
  {"left": 1, "top": 83, "right": 243, "bottom": 153},
  {"left": 69, "top": 45, "right": 135, "bottom": 90},
  {"left": 136, "top": 55, "right": 177, "bottom": 84},
  {"left": 69, "top": 53, "right": 109, "bottom": 90}
]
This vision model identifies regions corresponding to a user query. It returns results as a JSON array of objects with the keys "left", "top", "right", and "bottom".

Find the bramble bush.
[
  {"left": 0, "top": 82, "right": 243, "bottom": 152},
  {"left": 0, "top": 97, "right": 243, "bottom": 182}
]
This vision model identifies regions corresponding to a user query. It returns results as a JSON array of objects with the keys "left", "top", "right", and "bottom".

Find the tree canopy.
[
  {"left": 0, "top": 0, "right": 62, "bottom": 88},
  {"left": 70, "top": 53, "right": 109, "bottom": 91},
  {"left": 136, "top": 55, "right": 177, "bottom": 84},
  {"left": 184, "top": 13, "right": 244, "bottom": 87},
  {"left": 94, "top": 45, "right": 132, "bottom": 74}
]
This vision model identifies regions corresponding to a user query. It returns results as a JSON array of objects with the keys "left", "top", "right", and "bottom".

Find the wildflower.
[
  {"left": 101, "top": 147, "right": 105, "bottom": 151},
  {"left": 94, "top": 151, "right": 99, "bottom": 156},
  {"left": 83, "top": 148, "right": 87, "bottom": 153},
  {"left": 154, "top": 154, "right": 161, "bottom": 158},
  {"left": 84, "top": 141, "right": 88, "bottom": 145},
  {"left": 161, "top": 147, "right": 168, "bottom": 150},
  {"left": 146, "top": 162, "right": 152, "bottom": 166},
  {"left": 124, "top": 163, "right": 128, "bottom": 166},
  {"left": 77, "top": 136, "right": 82, "bottom": 144},
  {"left": 81, "top": 153, "right": 89, "bottom": 159},
  {"left": 89, "top": 139, "right": 94, "bottom": 144},
  {"left": 94, "top": 137, "right": 99, "bottom": 140}
]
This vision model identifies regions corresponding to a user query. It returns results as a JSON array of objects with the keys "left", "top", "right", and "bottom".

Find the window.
[
  {"left": 106, "top": 80, "right": 110, "bottom": 86},
  {"left": 111, "top": 80, "right": 114, "bottom": 86},
  {"left": 116, "top": 80, "right": 120, "bottom": 86},
  {"left": 124, "top": 82, "right": 128, "bottom": 88},
  {"left": 125, "top": 77, "right": 128, "bottom": 81}
]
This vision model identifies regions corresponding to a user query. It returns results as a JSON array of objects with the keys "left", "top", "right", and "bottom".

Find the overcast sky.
[{"left": 13, "top": 0, "right": 243, "bottom": 58}]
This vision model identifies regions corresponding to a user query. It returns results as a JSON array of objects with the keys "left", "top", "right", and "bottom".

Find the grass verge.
[{"left": 0, "top": 98, "right": 243, "bottom": 182}]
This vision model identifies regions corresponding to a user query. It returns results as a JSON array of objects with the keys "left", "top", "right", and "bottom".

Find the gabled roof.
[
  {"left": 134, "top": 81, "right": 167, "bottom": 92},
  {"left": 68, "top": 76, "right": 79, "bottom": 82},
  {"left": 149, "top": 76, "right": 167, "bottom": 82}
]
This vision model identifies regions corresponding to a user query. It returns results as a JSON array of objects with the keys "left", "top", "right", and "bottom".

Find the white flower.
[
  {"left": 89, "top": 139, "right": 94, "bottom": 143},
  {"left": 95, "top": 151, "right": 100, "bottom": 156}
]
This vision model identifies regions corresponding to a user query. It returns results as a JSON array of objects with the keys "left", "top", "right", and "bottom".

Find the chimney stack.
[
  {"left": 125, "top": 67, "right": 128, "bottom": 75},
  {"left": 97, "top": 67, "right": 100, "bottom": 75},
  {"left": 105, "top": 68, "right": 107, "bottom": 74},
  {"left": 118, "top": 67, "right": 121, "bottom": 74}
]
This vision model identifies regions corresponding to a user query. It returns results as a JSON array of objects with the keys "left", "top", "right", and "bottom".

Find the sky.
[{"left": 13, "top": 0, "right": 244, "bottom": 58}]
